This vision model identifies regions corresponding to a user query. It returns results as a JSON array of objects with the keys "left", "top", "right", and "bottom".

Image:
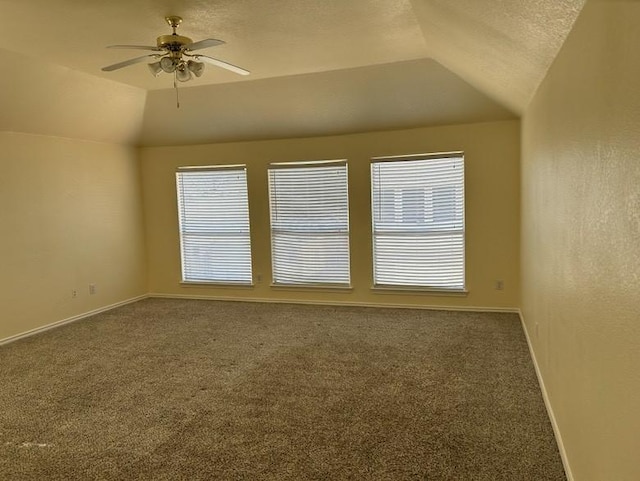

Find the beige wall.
[
  {"left": 521, "top": 1, "right": 640, "bottom": 480},
  {"left": 141, "top": 120, "right": 520, "bottom": 310},
  {"left": 0, "top": 132, "right": 147, "bottom": 341},
  {"left": 0, "top": 45, "right": 148, "bottom": 342}
]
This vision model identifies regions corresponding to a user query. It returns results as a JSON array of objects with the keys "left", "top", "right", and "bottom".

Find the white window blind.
[
  {"left": 268, "top": 161, "right": 350, "bottom": 285},
  {"left": 371, "top": 154, "right": 465, "bottom": 290},
  {"left": 176, "top": 165, "right": 252, "bottom": 284}
]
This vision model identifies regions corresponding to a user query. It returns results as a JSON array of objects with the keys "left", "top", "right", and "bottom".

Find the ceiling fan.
[{"left": 101, "top": 16, "right": 250, "bottom": 84}]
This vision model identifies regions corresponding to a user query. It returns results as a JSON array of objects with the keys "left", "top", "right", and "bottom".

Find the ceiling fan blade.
[
  {"left": 101, "top": 54, "right": 159, "bottom": 72},
  {"left": 185, "top": 38, "right": 225, "bottom": 51},
  {"left": 107, "top": 45, "right": 164, "bottom": 51},
  {"left": 195, "top": 55, "right": 250, "bottom": 76}
]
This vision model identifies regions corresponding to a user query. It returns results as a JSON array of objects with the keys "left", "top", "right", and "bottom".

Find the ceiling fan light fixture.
[
  {"left": 176, "top": 64, "right": 192, "bottom": 82},
  {"left": 148, "top": 61, "right": 163, "bottom": 77},
  {"left": 160, "top": 56, "right": 176, "bottom": 73},
  {"left": 187, "top": 60, "right": 205, "bottom": 77}
]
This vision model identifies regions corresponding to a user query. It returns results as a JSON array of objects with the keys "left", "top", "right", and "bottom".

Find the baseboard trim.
[
  {"left": 148, "top": 292, "right": 519, "bottom": 314},
  {"left": 518, "top": 309, "right": 573, "bottom": 481},
  {"left": 0, "top": 295, "right": 148, "bottom": 346},
  {"left": 1, "top": 293, "right": 517, "bottom": 346}
]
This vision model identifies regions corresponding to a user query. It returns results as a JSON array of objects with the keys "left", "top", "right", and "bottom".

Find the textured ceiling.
[
  {"left": 0, "top": 0, "right": 427, "bottom": 91},
  {"left": 410, "top": 0, "right": 588, "bottom": 113},
  {"left": 0, "top": 0, "right": 587, "bottom": 144}
]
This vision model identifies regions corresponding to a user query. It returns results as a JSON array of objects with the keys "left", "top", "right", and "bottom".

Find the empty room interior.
[{"left": 1, "top": 0, "right": 638, "bottom": 480}]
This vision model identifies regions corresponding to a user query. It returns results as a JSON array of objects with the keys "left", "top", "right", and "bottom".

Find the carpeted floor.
[{"left": 0, "top": 299, "right": 566, "bottom": 480}]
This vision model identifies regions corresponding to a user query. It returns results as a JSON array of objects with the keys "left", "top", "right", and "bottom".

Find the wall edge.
[
  {"left": 518, "top": 309, "right": 574, "bottom": 481},
  {"left": 0, "top": 295, "right": 148, "bottom": 346}
]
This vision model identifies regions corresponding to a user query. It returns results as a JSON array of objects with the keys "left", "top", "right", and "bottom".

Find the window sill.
[
  {"left": 270, "top": 283, "right": 353, "bottom": 293},
  {"left": 371, "top": 286, "right": 468, "bottom": 297},
  {"left": 180, "top": 281, "right": 254, "bottom": 289}
]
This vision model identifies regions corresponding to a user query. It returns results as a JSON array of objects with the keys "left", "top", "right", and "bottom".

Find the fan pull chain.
[{"left": 174, "top": 72, "right": 180, "bottom": 108}]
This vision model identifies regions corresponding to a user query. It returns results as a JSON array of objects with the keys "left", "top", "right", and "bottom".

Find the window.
[
  {"left": 371, "top": 153, "right": 465, "bottom": 290},
  {"left": 176, "top": 165, "right": 252, "bottom": 284},
  {"left": 268, "top": 160, "right": 350, "bottom": 285}
]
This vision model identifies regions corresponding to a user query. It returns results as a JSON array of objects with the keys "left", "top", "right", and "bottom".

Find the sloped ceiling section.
[
  {"left": 410, "top": 0, "right": 587, "bottom": 113},
  {"left": 140, "top": 58, "right": 515, "bottom": 147},
  {"left": 0, "top": 48, "right": 146, "bottom": 145}
]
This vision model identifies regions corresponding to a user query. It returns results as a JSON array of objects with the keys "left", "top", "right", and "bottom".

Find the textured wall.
[
  {"left": 521, "top": 1, "right": 640, "bottom": 479},
  {"left": 140, "top": 120, "right": 520, "bottom": 310},
  {"left": 0, "top": 133, "right": 147, "bottom": 341}
]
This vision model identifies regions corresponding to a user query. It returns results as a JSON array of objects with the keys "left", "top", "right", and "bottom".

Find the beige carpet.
[{"left": 0, "top": 299, "right": 565, "bottom": 480}]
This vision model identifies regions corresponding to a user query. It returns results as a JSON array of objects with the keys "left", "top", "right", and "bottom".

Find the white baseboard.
[
  {"left": 518, "top": 309, "right": 573, "bottom": 481},
  {"left": 1, "top": 293, "right": 517, "bottom": 347},
  {"left": 0, "top": 295, "right": 148, "bottom": 346},
  {"left": 148, "top": 292, "right": 520, "bottom": 314}
]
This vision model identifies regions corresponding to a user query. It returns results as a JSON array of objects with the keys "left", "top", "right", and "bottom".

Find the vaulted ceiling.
[{"left": 0, "top": 0, "right": 586, "bottom": 146}]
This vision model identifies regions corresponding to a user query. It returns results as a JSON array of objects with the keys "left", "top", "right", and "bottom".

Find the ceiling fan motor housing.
[{"left": 157, "top": 34, "right": 193, "bottom": 52}]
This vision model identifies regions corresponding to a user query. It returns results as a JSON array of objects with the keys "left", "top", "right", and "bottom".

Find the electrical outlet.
[
  {"left": 495, "top": 280, "right": 504, "bottom": 290},
  {"left": 71, "top": 290, "right": 77, "bottom": 299},
  {"left": 89, "top": 284, "right": 96, "bottom": 295},
  {"left": 256, "top": 273, "right": 262, "bottom": 284}
]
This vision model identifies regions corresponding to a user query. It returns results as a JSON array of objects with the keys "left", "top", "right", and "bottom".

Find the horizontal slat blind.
[
  {"left": 371, "top": 155, "right": 465, "bottom": 289},
  {"left": 268, "top": 162, "right": 350, "bottom": 285},
  {"left": 176, "top": 166, "right": 252, "bottom": 284}
]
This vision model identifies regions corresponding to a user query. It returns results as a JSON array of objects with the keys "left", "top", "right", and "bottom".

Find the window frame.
[
  {"left": 175, "top": 164, "right": 253, "bottom": 286},
  {"left": 267, "top": 159, "right": 351, "bottom": 287},
  {"left": 370, "top": 152, "right": 466, "bottom": 292}
]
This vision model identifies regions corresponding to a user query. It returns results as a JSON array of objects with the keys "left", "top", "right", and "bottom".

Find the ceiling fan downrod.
[{"left": 165, "top": 15, "right": 183, "bottom": 33}]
